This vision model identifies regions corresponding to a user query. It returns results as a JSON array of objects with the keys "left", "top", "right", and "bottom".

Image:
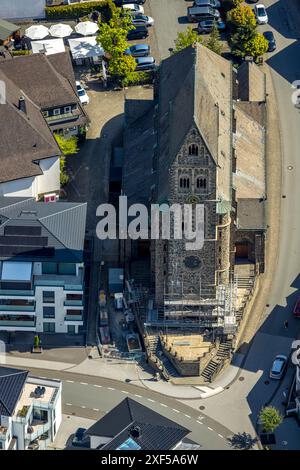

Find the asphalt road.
[{"left": 25, "top": 366, "right": 231, "bottom": 450}]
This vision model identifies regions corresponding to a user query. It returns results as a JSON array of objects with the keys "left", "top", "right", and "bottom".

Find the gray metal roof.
[
  {"left": 0, "top": 198, "right": 87, "bottom": 262},
  {"left": 0, "top": 18, "right": 18, "bottom": 42},
  {"left": 87, "top": 397, "right": 189, "bottom": 450},
  {"left": 0, "top": 366, "right": 28, "bottom": 417}
]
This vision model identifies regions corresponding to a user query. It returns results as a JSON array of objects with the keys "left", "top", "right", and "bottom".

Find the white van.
[{"left": 123, "top": 4, "right": 144, "bottom": 15}]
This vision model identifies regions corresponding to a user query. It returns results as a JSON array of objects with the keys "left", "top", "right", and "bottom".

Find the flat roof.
[{"left": 1, "top": 261, "right": 32, "bottom": 281}]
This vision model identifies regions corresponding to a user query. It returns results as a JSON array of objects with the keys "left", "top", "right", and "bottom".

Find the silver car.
[{"left": 269, "top": 355, "right": 287, "bottom": 379}]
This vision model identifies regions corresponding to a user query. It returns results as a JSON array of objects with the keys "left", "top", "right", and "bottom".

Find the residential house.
[
  {"left": 0, "top": 366, "right": 62, "bottom": 450},
  {"left": 0, "top": 18, "right": 20, "bottom": 47},
  {"left": 86, "top": 397, "right": 199, "bottom": 450},
  {"left": 0, "top": 52, "right": 89, "bottom": 199},
  {"left": 0, "top": 197, "right": 87, "bottom": 334}
]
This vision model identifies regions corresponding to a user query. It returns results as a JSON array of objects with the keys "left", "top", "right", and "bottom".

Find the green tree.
[
  {"left": 204, "top": 22, "right": 222, "bottom": 55},
  {"left": 55, "top": 134, "right": 79, "bottom": 155},
  {"left": 259, "top": 406, "right": 283, "bottom": 433},
  {"left": 60, "top": 158, "right": 69, "bottom": 186},
  {"left": 173, "top": 27, "right": 202, "bottom": 54},
  {"left": 97, "top": 0, "right": 136, "bottom": 82},
  {"left": 231, "top": 26, "right": 268, "bottom": 60},
  {"left": 243, "top": 32, "right": 269, "bottom": 59},
  {"left": 227, "top": 4, "right": 257, "bottom": 29}
]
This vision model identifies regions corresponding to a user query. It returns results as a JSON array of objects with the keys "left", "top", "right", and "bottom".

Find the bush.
[
  {"left": 45, "top": 0, "right": 109, "bottom": 20},
  {"left": 227, "top": 4, "right": 256, "bottom": 29},
  {"left": 11, "top": 50, "right": 30, "bottom": 56},
  {"left": 121, "top": 71, "right": 153, "bottom": 87}
]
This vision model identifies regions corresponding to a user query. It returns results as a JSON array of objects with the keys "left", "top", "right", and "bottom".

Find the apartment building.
[
  {"left": 0, "top": 366, "right": 62, "bottom": 450},
  {"left": 0, "top": 197, "right": 87, "bottom": 334}
]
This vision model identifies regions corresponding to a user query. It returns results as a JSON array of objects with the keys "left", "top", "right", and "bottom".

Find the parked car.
[
  {"left": 76, "top": 81, "right": 89, "bottom": 105},
  {"left": 72, "top": 428, "right": 89, "bottom": 447},
  {"left": 255, "top": 4, "right": 268, "bottom": 24},
  {"left": 131, "top": 14, "right": 154, "bottom": 27},
  {"left": 263, "top": 31, "right": 276, "bottom": 52},
  {"left": 122, "top": 3, "right": 144, "bottom": 15},
  {"left": 127, "top": 25, "right": 149, "bottom": 40},
  {"left": 193, "top": 0, "right": 221, "bottom": 9},
  {"left": 197, "top": 19, "right": 226, "bottom": 34},
  {"left": 293, "top": 297, "right": 300, "bottom": 317},
  {"left": 125, "top": 43, "right": 150, "bottom": 57},
  {"left": 187, "top": 5, "right": 220, "bottom": 23},
  {"left": 270, "top": 355, "right": 287, "bottom": 380},
  {"left": 135, "top": 56, "right": 156, "bottom": 71}
]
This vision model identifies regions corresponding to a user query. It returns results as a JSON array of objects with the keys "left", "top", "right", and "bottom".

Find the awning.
[
  {"left": 31, "top": 38, "right": 65, "bottom": 55},
  {"left": 68, "top": 36, "right": 104, "bottom": 60}
]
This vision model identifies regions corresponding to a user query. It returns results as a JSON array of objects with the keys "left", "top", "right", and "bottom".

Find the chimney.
[{"left": 19, "top": 96, "right": 26, "bottom": 114}]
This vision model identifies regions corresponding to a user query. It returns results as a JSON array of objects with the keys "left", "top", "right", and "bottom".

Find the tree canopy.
[
  {"left": 228, "top": 4, "right": 257, "bottom": 29},
  {"left": 173, "top": 27, "right": 202, "bottom": 54},
  {"left": 259, "top": 406, "right": 283, "bottom": 434}
]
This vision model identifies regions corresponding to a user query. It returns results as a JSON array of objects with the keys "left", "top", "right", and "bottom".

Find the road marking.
[
  {"left": 39, "top": 376, "right": 46, "bottom": 379},
  {"left": 66, "top": 403, "right": 72, "bottom": 406},
  {"left": 197, "top": 420, "right": 203, "bottom": 425},
  {"left": 147, "top": 398, "right": 155, "bottom": 403},
  {"left": 66, "top": 380, "right": 74, "bottom": 383},
  {"left": 184, "top": 414, "right": 191, "bottom": 419},
  {"left": 80, "top": 382, "right": 88, "bottom": 385},
  {"left": 207, "top": 427, "right": 213, "bottom": 431},
  {"left": 160, "top": 403, "right": 168, "bottom": 408},
  {"left": 93, "top": 408, "right": 99, "bottom": 411},
  {"left": 218, "top": 434, "right": 224, "bottom": 439},
  {"left": 94, "top": 385, "right": 102, "bottom": 388},
  {"left": 81, "top": 406, "right": 86, "bottom": 409},
  {"left": 121, "top": 390, "right": 129, "bottom": 394},
  {"left": 107, "top": 387, "right": 115, "bottom": 391},
  {"left": 134, "top": 394, "right": 142, "bottom": 398},
  {"left": 172, "top": 408, "right": 180, "bottom": 413}
]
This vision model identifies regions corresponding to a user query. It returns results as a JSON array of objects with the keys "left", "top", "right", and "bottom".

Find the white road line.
[
  {"left": 172, "top": 408, "right": 180, "bottom": 413},
  {"left": 107, "top": 387, "right": 115, "bottom": 391},
  {"left": 93, "top": 408, "right": 99, "bottom": 411},
  {"left": 66, "top": 380, "right": 74, "bottom": 383},
  {"left": 184, "top": 414, "right": 191, "bottom": 419},
  {"left": 197, "top": 420, "right": 203, "bottom": 425},
  {"left": 39, "top": 376, "right": 46, "bottom": 379},
  {"left": 147, "top": 398, "right": 155, "bottom": 403},
  {"left": 80, "top": 382, "right": 88, "bottom": 385},
  {"left": 81, "top": 406, "right": 86, "bottom": 409},
  {"left": 94, "top": 385, "right": 102, "bottom": 388},
  {"left": 121, "top": 390, "right": 129, "bottom": 394},
  {"left": 218, "top": 434, "right": 224, "bottom": 439},
  {"left": 207, "top": 427, "right": 213, "bottom": 431},
  {"left": 66, "top": 403, "right": 72, "bottom": 406},
  {"left": 160, "top": 403, "right": 168, "bottom": 408},
  {"left": 134, "top": 394, "right": 142, "bottom": 398}
]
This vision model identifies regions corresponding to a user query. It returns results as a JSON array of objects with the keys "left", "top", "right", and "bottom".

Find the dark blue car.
[
  {"left": 125, "top": 44, "right": 150, "bottom": 57},
  {"left": 263, "top": 31, "right": 276, "bottom": 52}
]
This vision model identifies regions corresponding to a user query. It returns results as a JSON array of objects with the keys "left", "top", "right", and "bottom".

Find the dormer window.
[
  {"left": 188, "top": 144, "right": 198, "bottom": 156},
  {"left": 42, "top": 111, "right": 49, "bottom": 118},
  {"left": 64, "top": 106, "right": 72, "bottom": 114},
  {"left": 53, "top": 108, "right": 61, "bottom": 116}
]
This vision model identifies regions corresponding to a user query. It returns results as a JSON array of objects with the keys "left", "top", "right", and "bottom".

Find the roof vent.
[
  {"left": 19, "top": 96, "right": 26, "bottom": 114},
  {"left": 129, "top": 426, "right": 142, "bottom": 439}
]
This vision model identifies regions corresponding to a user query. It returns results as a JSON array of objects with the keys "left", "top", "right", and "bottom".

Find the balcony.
[
  {"left": 64, "top": 314, "right": 83, "bottom": 322},
  {"left": 64, "top": 299, "right": 83, "bottom": 307},
  {"left": 34, "top": 270, "right": 84, "bottom": 292},
  {"left": 0, "top": 304, "right": 35, "bottom": 312},
  {"left": 0, "top": 290, "right": 35, "bottom": 297},
  {"left": 0, "top": 320, "right": 36, "bottom": 328},
  {"left": 25, "top": 421, "right": 50, "bottom": 441}
]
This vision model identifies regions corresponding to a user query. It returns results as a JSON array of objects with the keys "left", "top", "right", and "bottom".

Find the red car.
[{"left": 293, "top": 298, "right": 300, "bottom": 317}]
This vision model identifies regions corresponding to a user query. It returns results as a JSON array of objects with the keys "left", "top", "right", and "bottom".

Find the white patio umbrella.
[
  {"left": 25, "top": 25, "right": 49, "bottom": 40},
  {"left": 75, "top": 21, "right": 99, "bottom": 37},
  {"left": 49, "top": 23, "right": 73, "bottom": 38}
]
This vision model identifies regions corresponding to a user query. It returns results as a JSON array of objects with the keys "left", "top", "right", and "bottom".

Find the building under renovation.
[{"left": 122, "top": 45, "right": 267, "bottom": 382}]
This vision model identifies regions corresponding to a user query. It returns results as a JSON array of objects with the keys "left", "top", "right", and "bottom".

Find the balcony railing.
[
  {"left": 0, "top": 290, "right": 35, "bottom": 297},
  {"left": 0, "top": 305, "right": 35, "bottom": 312},
  {"left": 25, "top": 421, "right": 50, "bottom": 441},
  {"left": 64, "top": 315, "right": 83, "bottom": 322},
  {"left": 0, "top": 320, "right": 36, "bottom": 327},
  {"left": 64, "top": 299, "right": 83, "bottom": 307}
]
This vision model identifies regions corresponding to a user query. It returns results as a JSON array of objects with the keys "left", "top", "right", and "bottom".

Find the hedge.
[
  {"left": 45, "top": 1, "right": 109, "bottom": 20},
  {"left": 11, "top": 50, "right": 31, "bottom": 56}
]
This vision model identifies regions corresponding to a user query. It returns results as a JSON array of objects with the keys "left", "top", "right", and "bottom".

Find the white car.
[
  {"left": 123, "top": 3, "right": 144, "bottom": 15},
  {"left": 76, "top": 81, "right": 89, "bottom": 105},
  {"left": 270, "top": 355, "right": 287, "bottom": 379},
  {"left": 255, "top": 4, "right": 268, "bottom": 24}
]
